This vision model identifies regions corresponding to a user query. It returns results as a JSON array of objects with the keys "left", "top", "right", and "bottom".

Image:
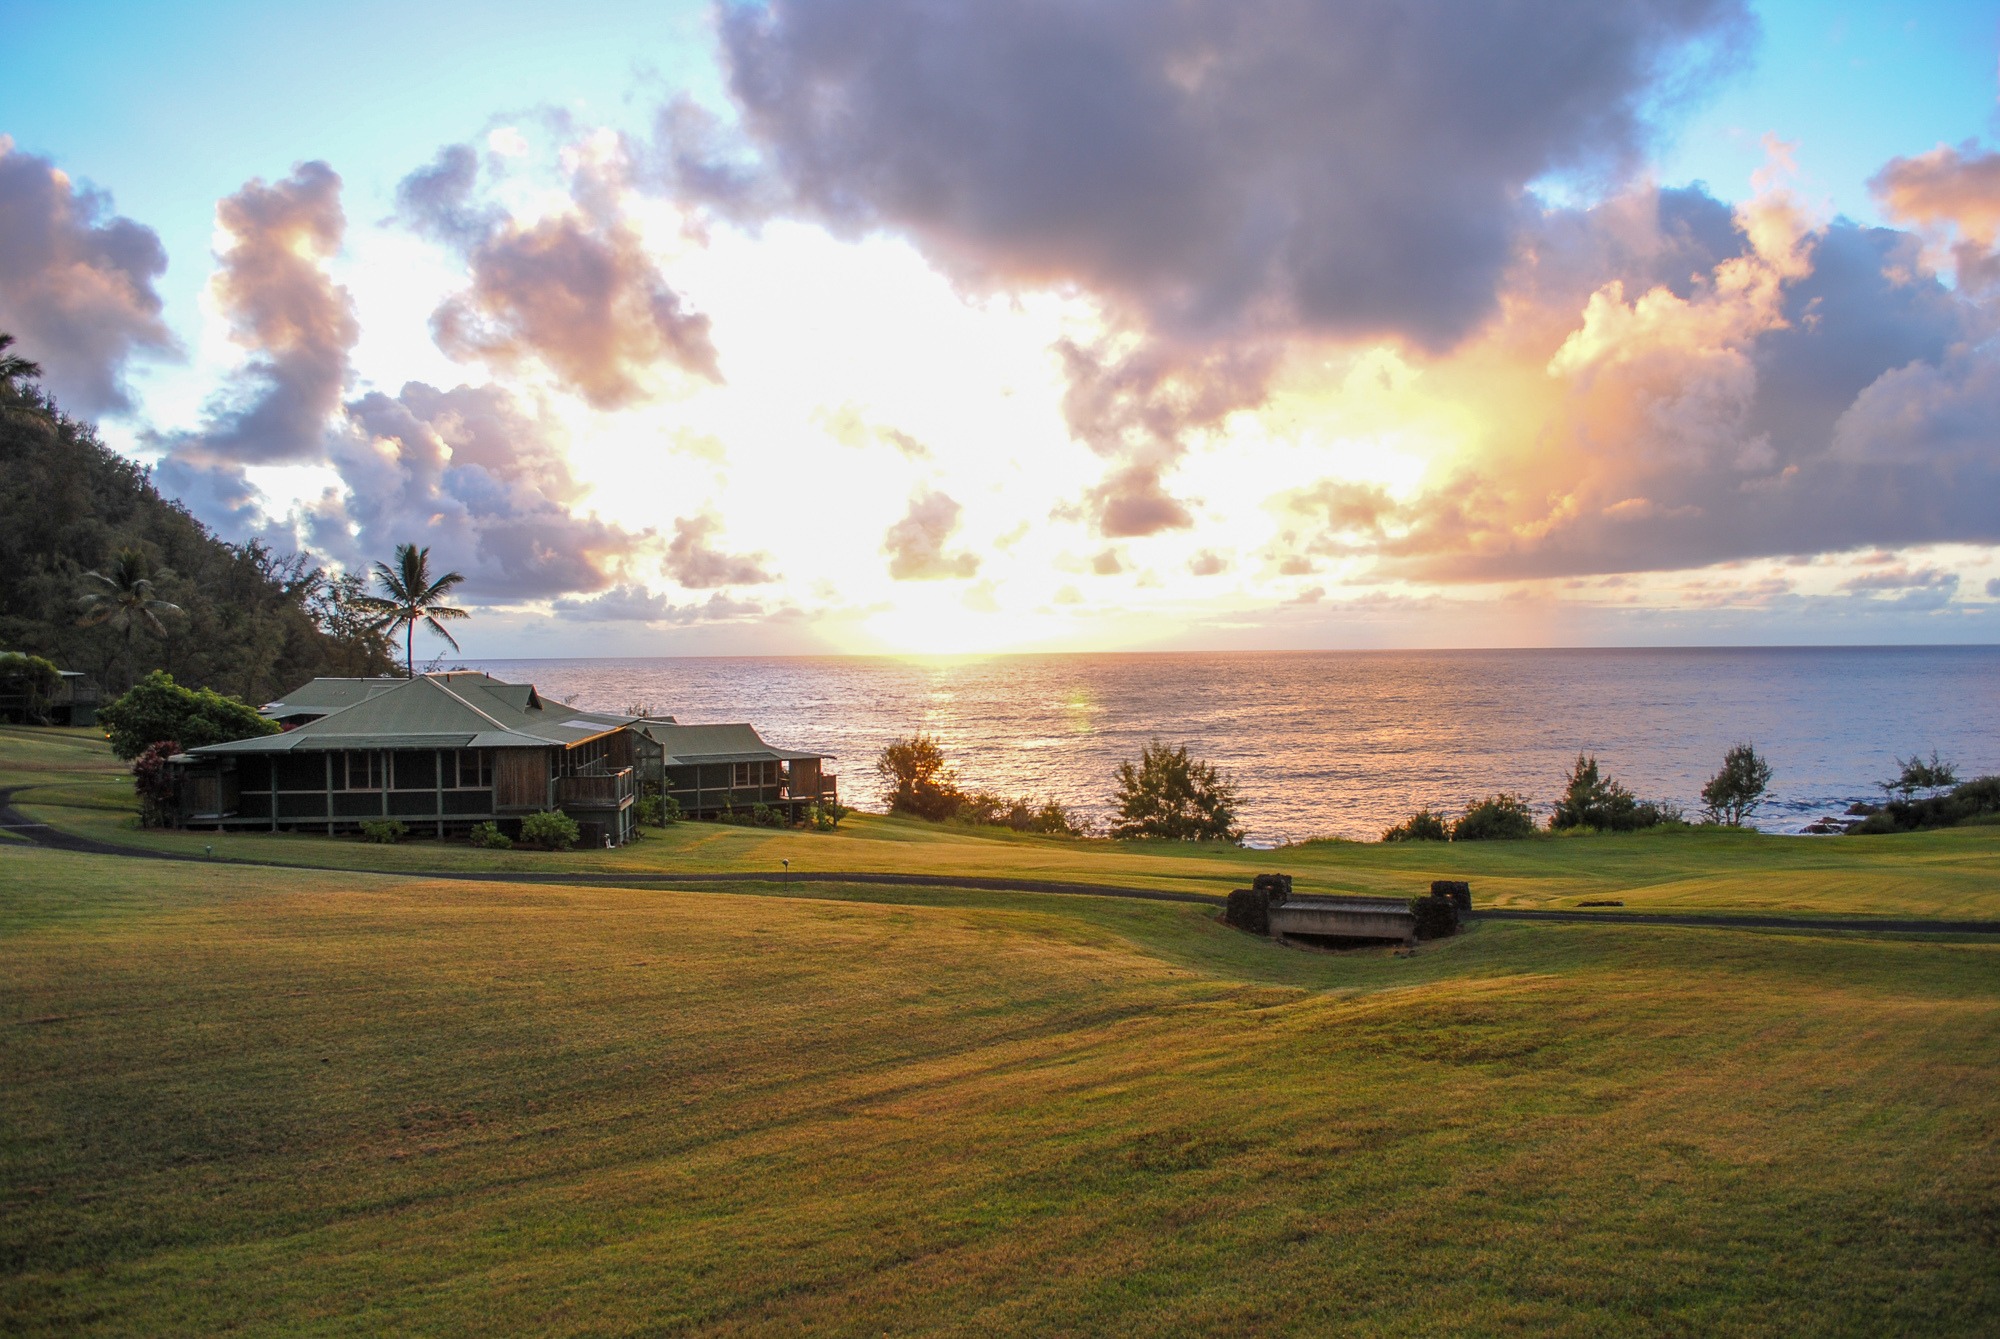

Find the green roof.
[
  {"left": 261, "top": 677, "right": 406, "bottom": 718},
  {"left": 189, "top": 672, "right": 834, "bottom": 763},
  {"left": 193, "top": 672, "right": 630, "bottom": 756}
]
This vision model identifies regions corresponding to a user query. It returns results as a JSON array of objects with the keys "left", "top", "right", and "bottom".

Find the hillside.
[{"left": 0, "top": 339, "right": 393, "bottom": 701}]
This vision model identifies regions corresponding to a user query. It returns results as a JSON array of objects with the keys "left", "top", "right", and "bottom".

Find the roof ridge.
[{"left": 422, "top": 674, "right": 516, "bottom": 733}]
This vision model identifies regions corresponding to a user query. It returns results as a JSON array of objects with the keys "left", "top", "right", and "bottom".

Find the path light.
[
  {"left": 203, "top": 844, "right": 213, "bottom": 859},
  {"left": 782, "top": 858, "right": 790, "bottom": 883}
]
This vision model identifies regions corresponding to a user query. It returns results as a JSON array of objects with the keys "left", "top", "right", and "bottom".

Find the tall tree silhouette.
[
  {"left": 361, "top": 543, "right": 468, "bottom": 676},
  {"left": 77, "top": 548, "right": 183, "bottom": 689}
]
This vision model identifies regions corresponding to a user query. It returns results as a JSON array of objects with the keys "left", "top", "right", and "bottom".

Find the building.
[
  {"left": 166, "top": 671, "right": 837, "bottom": 845},
  {"left": 0, "top": 657, "right": 101, "bottom": 727}
]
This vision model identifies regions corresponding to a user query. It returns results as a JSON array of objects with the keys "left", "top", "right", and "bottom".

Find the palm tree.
[
  {"left": 78, "top": 548, "right": 183, "bottom": 689},
  {"left": 0, "top": 333, "right": 40, "bottom": 394},
  {"left": 360, "top": 543, "right": 468, "bottom": 677}
]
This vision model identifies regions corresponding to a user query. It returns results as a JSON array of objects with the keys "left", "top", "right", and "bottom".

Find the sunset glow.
[{"left": 3, "top": 0, "right": 1998, "bottom": 655}]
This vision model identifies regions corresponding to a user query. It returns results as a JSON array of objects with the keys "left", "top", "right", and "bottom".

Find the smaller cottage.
[{"left": 166, "top": 671, "right": 835, "bottom": 845}]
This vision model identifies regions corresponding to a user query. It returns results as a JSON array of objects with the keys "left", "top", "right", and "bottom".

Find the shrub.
[
  {"left": 1382, "top": 809, "right": 1450, "bottom": 842},
  {"left": 97, "top": 670, "right": 279, "bottom": 760},
  {"left": 520, "top": 809, "right": 580, "bottom": 851},
  {"left": 1111, "top": 740, "right": 1244, "bottom": 842},
  {"left": 1452, "top": 794, "right": 1537, "bottom": 841},
  {"left": 359, "top": 819, "right": 408, "bottom": 845},
  {"left": 131, "top": 739, "right": 180, "bottom": 827},
  {"left": 1852, "top": 775, "right": 2000, "bottom": 834},
  {"left": 635, "top": 793, "right": 682, "bottom": 827},
  {"left": 468, "top": 820, "right": 511, "bottom": 849},
  {"left": 1700, "top": 743, "right": 1773, "bottom": 826},
  {"left": 1407, "top": 894, "right": 1460, "bottom": 940},
  {"left": 751, "top": 802, "right": 785, "bottom": 828},
  {"left": 805, "top": 801, "right": 850, "bottom": 832},
  {"left": 1549, "top": 754, "right": 1668, "bottom": 832}
]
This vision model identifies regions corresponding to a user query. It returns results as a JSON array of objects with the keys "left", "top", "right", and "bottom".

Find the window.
[
  {"left": 451, "top": 750, "right": 492, "bottom": 789},
  {"left": 392, "top": 750, "right": 436, "bottom": 790},
  {"left": 334, "top": 751, "right": 382, "bottom": 791}
]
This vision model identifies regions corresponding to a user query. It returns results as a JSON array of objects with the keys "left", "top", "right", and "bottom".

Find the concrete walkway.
[{"left": 6, "top": 788, "right": 1998, "bottom": 936}]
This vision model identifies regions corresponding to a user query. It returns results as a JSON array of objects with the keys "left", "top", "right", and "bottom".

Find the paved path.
[{"left": 6, "top": 788, "right": 1998, "bottom": 936}]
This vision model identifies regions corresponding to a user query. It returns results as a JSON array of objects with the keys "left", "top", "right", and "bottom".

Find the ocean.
[{"left": 467, "top": 647, "right": 2000, "bottom": 845}]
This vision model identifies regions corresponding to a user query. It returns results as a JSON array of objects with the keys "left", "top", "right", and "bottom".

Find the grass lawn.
[
  {"left": 7, "top": 725, "right": 2000, "bottom": 920},
  {"left": 1, "top": 844, "right": 1996, "bottom": 1334}
]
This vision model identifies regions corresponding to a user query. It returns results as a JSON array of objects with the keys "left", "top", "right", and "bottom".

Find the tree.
[
  {"left": 0, "top": 333, "right": 41, "bottom": 397},
  {"left": 359, "top": 543, "right": 468, "bottom": 676},
  {"left": 96, "top": 670, "right": 280, "bottom": 759},
  {"left": 1110, "top": 740, "right": 1243, "bottom": 842},
  {"left": 0, "top": 651, "right": 62, "bottom": 722},
  {"left": 875, "top": 733, "right": 965, "bottom": 820},
  {"left": 1699, "top": 742, "right": 1774, "bottom": 827},
  {"left": 1547, "top": 754, "right": 1673, "bottom": 831},
  {"left": 1882, "top": 750, "right": 1957, "bottom": 802},
  {"left": 77, "top": 547, "right": 183, "bottom": 690}
]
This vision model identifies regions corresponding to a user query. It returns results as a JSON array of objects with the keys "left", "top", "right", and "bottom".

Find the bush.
[
  {"left": 97, "top": 670, "right": 279, "bottom": 760},
  {"left": 635, "top": 793, "right": 681, "bottom": 827},
  {"left": 1407, "top": 894, "right": 1460, "bottom": 940},
  {"left": 468, "top": 820, "right": 511, "bottom": 849},
  {"left": 1452, "top": 793, "right": 1537, "bottom": 841},
  {"left": 1700, "top": 742, "right": 1773, "bottom": 826},
  {"left": 131, "top": 738, "right": 180, "bottom": 827},
  {"left": 805, "top": 801, "right": 850, "bottom": 831},
  {"left": 359, "top": 819, "right": 408, "bottom": 845},
  {"left": 1382, "top": 809, "right": 1450, "bottom": 842},
  {"left": 1549, "top": 754, "right": 1668, "bottom": 832},
  {"left": 1852, "top": 775, "right": 2000, "bottom": 834},
  {"left": 1111, "top": 740, "right": 1244, "bottom": 842},
  {"left": 520, "top": 809, "right": 580, "bottom": 851}
]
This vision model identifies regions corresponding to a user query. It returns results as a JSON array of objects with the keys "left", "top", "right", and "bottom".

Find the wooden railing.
[{"left": 555, "top": 767, "right": 634, "bottom": 808}]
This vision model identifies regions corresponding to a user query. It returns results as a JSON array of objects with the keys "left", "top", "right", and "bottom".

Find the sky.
[{"left": 2, "top": 0, "right": 1999, "bottom": 657}]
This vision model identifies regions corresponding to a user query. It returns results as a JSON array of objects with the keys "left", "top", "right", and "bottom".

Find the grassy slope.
[
  {"left": 1, "top": 847, "right": 1996, "bottom": 1335},
  {"left": 7, "top": 725, "right": 2000, "bottom": 919}
]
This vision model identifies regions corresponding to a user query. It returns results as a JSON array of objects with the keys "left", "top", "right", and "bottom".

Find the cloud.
[
  {"left": 664, "top": 513, "right": 775, "bottom": 587},
  {"left": 1188, "top": 549, "right": 1228, "bottom": 577},
  {"left": 552, "top": 585, "right": 764, "bottom": 623},
  {"left": 0, "top": 138, "right": 174, "bottom": 414},
  {"left": 813, "top": 401, "right": 931, "bottom": 457},
  {"left": 1870, "top": 142, "right": 2000, "bottom": 289},
  {"left": 883, "top": 488, "right": 979, "bottom": 579},
  {"left": 1090, "top": 548, "right": 1124, "bottom": 576},
  {"left": 717, "top": 0, "right": 1750, "bottom": 352},
  {"left": 143, "top": 163, "right": 652, "bottom": 597},
  {"left": 1838, "top": 564, "right": 1958, "bottom": 595},
  {"left": 400, "top": 141, "right": 721, "bottom": 409},
  {"left": 1271, "top": 178, "right": 2000, "bottom": 582},
  {"left": 160, "top": 161, "right": 357, "bottom": 469},
  {"left": 316, "top": 380, "right": 649, "bottom": 600}
]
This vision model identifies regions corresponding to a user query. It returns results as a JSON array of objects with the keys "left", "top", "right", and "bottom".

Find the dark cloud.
[
  {"left": 160, "top": 161, "right": 357, "bottom": 468},
  {"left": 1839, "top": 565, "right": 1958, "bottom": 595},
  {"left": 883, "top": 488, "right": 979, "bottom": 579},
  {"left": 1090, "top": 548, "right": 1124, "bottom": 576},
  {"left": 1188, "top": 549, "right": 1228, "bottom": 577},
  {"left": 399, "top": 143, "right": 721, "bottom": 409},
  {"left": 0, "top": 139, "right": 174, "bottom": 414},
  {"left": 718, "top": 0, "right": 1749, "bottom": 350},
  {"left": 664, "top": 513, "right": 775, "bottom": 587}
]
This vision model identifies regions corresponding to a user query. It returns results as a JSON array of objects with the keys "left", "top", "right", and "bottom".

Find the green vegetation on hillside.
[{"left": 0, "top": 336, "right": 394, "bottom": 699}]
